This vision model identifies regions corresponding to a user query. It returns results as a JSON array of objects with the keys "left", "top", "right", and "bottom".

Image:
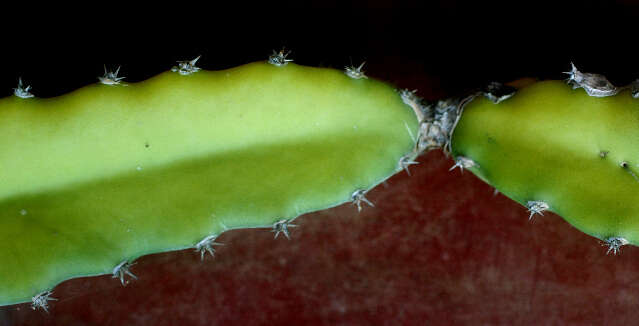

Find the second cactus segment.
[
  {"left": 0, "top": 61, "right": 419, "bottom": 306},
  {"left": 449, "top": 76, "right": 639, "bottom": 253}
]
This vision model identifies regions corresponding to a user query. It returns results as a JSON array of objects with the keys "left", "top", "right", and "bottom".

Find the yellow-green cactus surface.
[
  {"left": 452, "top": 80, "right": 639, "bottom": 249},
  {"left": 0, "top": 62, "right": 419, "bottom": 306}
]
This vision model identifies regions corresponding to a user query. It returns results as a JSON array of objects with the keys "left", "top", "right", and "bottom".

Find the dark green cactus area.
[
  {"left": 0, "top": 62, "right": 419, "bottom": 305},
  {"left": 451, "top": 80, "right": 639, "bottom": 247}
]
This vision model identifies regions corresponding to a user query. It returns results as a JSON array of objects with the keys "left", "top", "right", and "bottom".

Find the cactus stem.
[
  {"left": 526, "top": 201, "right": 549, "bottom": 220},
  {"left": 351, "top": 189, "right": 374, "bottom": 212},
  {"left": 31, "top": 290, "right": 56, "bottom": 313},
  {"left": 0, "top": 61, "right": 418, "bottom": 305},
  {"left": 112, "top": 260, "right": 137, "bottom": 286},
  {"left": 268, "top": 48, "right": 293, "bottom": 66},
  {"left": 603, "top": 237, "right": 629, "bottom": 255},
  {"left": 272, "top": 219, "right": 296, "bottom": 240},
  {"left": 195, "top": 235, "right": 224, "bottom": 261},
  {"left": 98, "top": 65, "right": 126, "bottom": 86},
  {"left": 171, "top": 55, "right": 202, "bottom": 75}
]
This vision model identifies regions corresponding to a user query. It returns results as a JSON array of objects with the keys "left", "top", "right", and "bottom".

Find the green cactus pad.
[
  {"left": 0, "top": 62, "right": 418, "bottom": 305},
  {"left": 451, "top": 80, "right": 639, "bottom": 247}
]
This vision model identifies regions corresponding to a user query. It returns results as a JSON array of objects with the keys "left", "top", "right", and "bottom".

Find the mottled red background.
[{"left": 3, "top": 2, "right": 639, "bottom": 325}]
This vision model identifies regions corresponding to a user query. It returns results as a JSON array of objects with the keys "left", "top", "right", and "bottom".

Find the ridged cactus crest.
[{"left": 1, "top": 52, "right": 636, "bottom": 313}]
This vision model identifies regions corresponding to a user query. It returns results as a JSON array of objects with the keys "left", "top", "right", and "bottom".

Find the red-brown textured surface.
[{"left": 4, "top": 148, "right": 639, "bottom": 325}]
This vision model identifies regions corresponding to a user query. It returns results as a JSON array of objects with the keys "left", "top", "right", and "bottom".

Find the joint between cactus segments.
[
  {"left": 112, "top": 260, "right": 137, "bottom": 286},
  {"left": 400, "top": 90, "right": 470, "bottom": 155},
  {"left": 268, "top": 48, "right": 293, "bottom": 66},
  {"left": 272, "top": 219, "right": 296, "bottom": 240},
  {"left": 31, "top": 290, "right": 57, "bottom": 313},
  {"left": 602, "top": 237, "right": 629, "bottom": 255},
  {"left": 443, "top": 94, "right": 474, "bottom": 155},
  {"left": 195, "top": 234, "right": 224, "bottom": 260}
]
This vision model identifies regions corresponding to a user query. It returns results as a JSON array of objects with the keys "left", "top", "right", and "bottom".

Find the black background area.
[{"left": 2, "top": 1, "right": 638, "bottom": 99}]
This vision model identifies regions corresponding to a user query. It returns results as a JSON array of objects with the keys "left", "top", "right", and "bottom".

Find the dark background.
[
  {"left": 3, "top": 1, "right": 639, "bottom": 325},
  {"left": 3, "top": 1, "right": 639, "bottom": 98}
]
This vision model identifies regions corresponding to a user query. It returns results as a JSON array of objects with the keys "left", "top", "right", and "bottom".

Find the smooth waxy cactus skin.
[
  {"left": 0, "top": 62, "right": 418, "bottom": 306},
  {"left": 451, "top": 80, "right": 639, "bottom": 247}
]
